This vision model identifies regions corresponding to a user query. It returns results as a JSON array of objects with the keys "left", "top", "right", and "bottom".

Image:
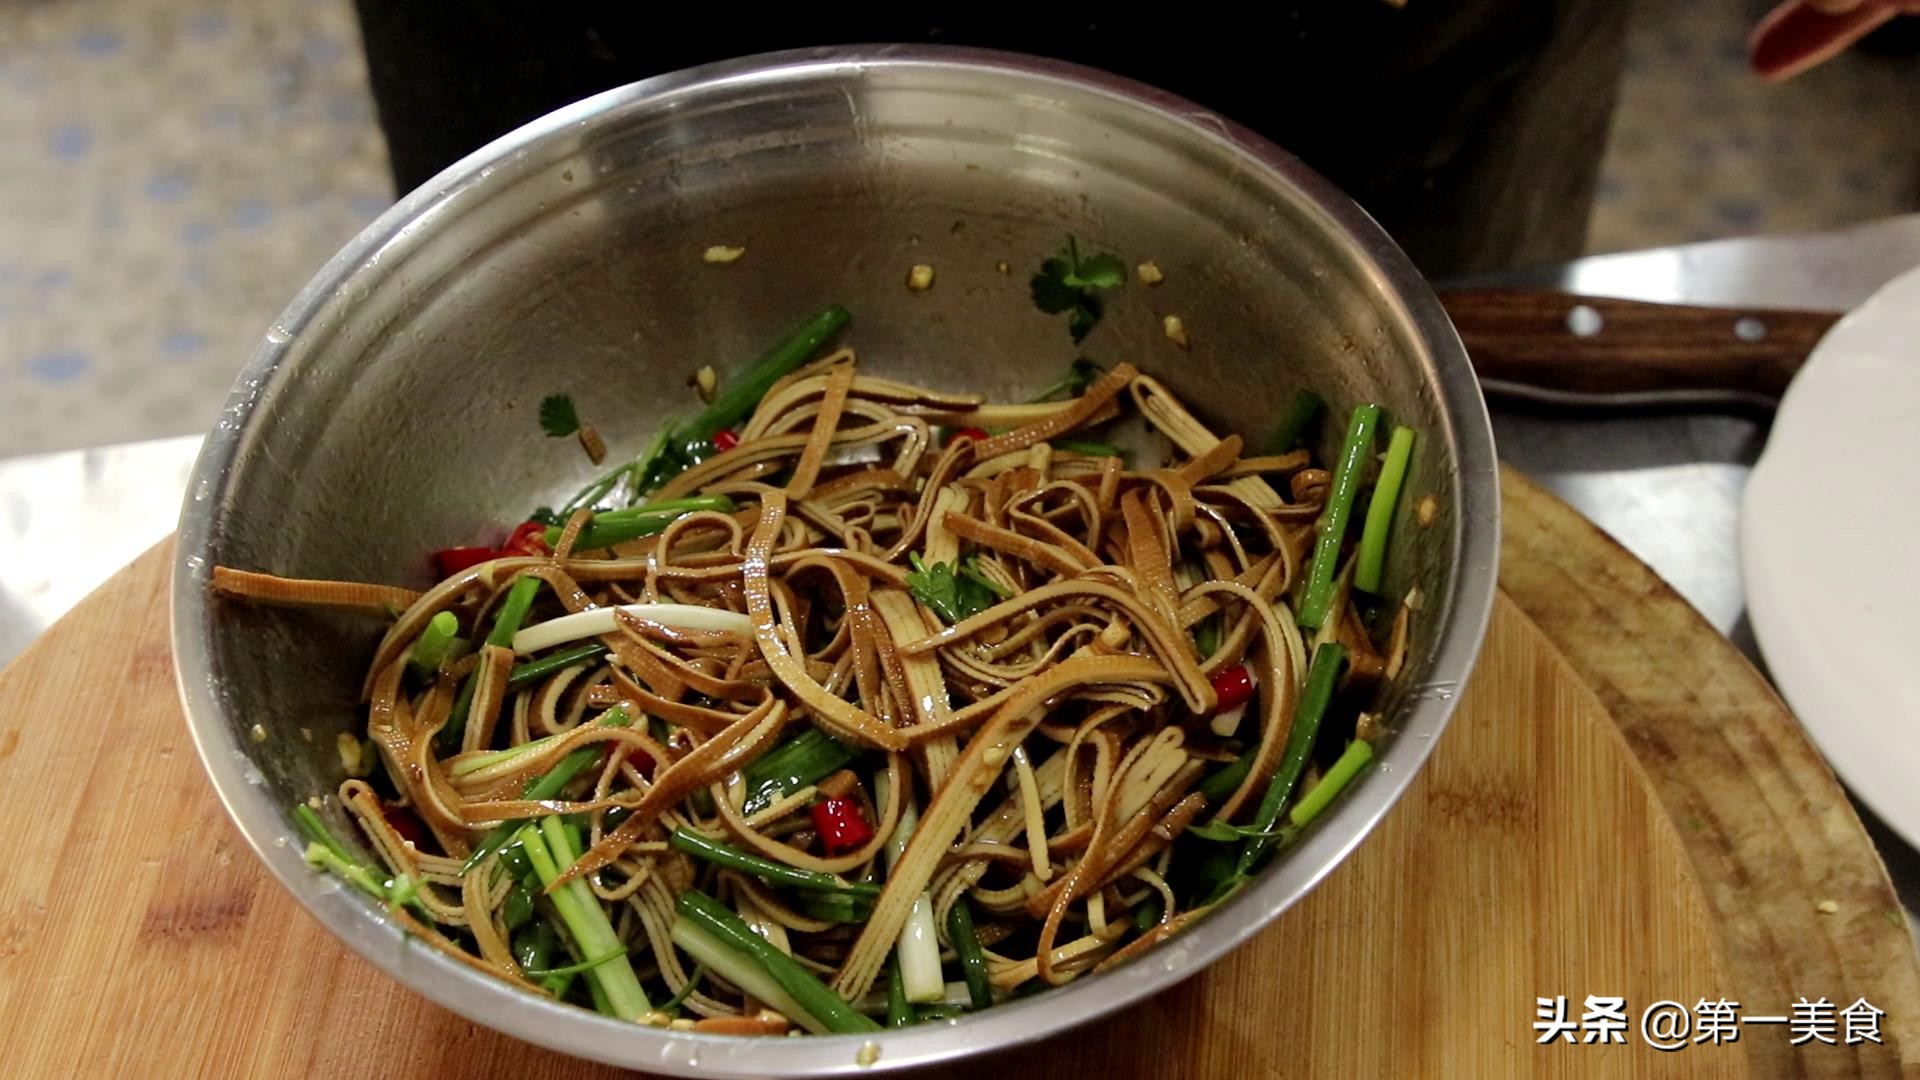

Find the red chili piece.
[
  {"left": 431, "top": 546, "right": 497, "bottom": 578},
  {"left": 1210, "top": 664, "right": 1255, "bottom": 713},
  {"left": 383, "top": 805, "right": 428, "bottom": 847},
  {"left": 506, "top": 520, "right": 551, "bottom": 555},
  {"left": 950, "top": 427, "right": 990, "bottom": 445},
  {"left": 810, "top": 797, "right": 873, "bottom": 855},
  {"left": 712, "top": 429, "right": 741, "bottom": 452},
  {"left": 599, "top": 742, "right": 653, "bottom": 774},
  {"left": 433, "top": 520, "right": 552, "bottom": 576}
]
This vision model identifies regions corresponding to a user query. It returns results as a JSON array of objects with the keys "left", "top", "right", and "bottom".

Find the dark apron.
[{"left": 353, "top": 3, "right": 1628, "bottom": 277}]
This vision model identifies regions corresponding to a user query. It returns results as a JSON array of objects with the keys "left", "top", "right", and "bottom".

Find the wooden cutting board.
[
  {"left": 0, "top": 471, "right": 1911, "bottom": 1078},
  {"left": 1499, "top": 466, "right": 1920, "bottom": 1080}
]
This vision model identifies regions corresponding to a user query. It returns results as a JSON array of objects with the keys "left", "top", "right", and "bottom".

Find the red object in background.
[
  {"left": 506, "top": 520, "right": 550, "bottom": 555},
  {"left": 383, "top": 805, "right": 428, "bottom": 847},
  {"left": 1749, "top": 0, "right": 1911, "bottom": 81},
  {"left": 810, "top": 797, "right": 873, "bottom": 855},
  {"left": 950, "top": 427, "right": 990, "bottom": 445},
  {"left": 712, "top": 429, "right": 741, "bottom": 452},
  {"left": 431, "top": 546, "right": 497, "bottom": 578},
  {"left": 1210, "top": 664, "right": 1255, "bottom": 713}
]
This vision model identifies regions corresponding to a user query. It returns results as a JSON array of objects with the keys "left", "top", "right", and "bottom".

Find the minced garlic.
[{"left": 1161, "top": 314, "right": 1189, "bottom": 349}]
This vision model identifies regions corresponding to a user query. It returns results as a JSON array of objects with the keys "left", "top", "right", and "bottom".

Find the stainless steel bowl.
[{"left": 173, "top": 46, "right": 1497, "bottom": 1077}]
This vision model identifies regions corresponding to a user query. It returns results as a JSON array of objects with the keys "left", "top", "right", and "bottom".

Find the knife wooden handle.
[{"left": 1438, "top": 288, "right": 1842, "bottom": 406}]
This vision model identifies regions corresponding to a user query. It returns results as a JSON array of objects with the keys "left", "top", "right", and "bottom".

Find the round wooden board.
[
  {"left": 0, "top": 468, "right": 1907, "bottom": 1077},
  {"left": 1499, "top": 465, "right": 1920, "bottom": 1079}
]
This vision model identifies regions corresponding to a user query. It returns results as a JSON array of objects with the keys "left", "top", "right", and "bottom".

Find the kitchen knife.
[{"left": 1438, "top": 288, "right": 1842, "bottom": 410}]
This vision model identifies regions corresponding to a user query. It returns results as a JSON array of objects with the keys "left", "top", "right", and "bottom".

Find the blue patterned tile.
[
  {"left": 348, "top": 193, "right": 390, "bottom": 221},
  {"left": 145, "top": 172, "right": 191, "bottom": 202},
  {"left": 327, "top": 93, "right": 369, "bottom": 124},
  {"left": 25, "top": 350, "right": 92, "bottom": 383},
  {"left": 160, "top": 330, "right": 209, "bottom": 360},
  {"left": 186, "top": 11, "right": 230, "bottom": 40},
  {"left": 47, "top": 123, "right": 92, "bottom": 160},
  {"left": 73, "top": 28, "right": 125, "bottom": 57},
  {"left": 303, "top": 35, "right": 344, "bottom": 65},
  {"left": 268, "top": 62, "right": 298, "bottom": 101},
  {"left": 231, "top": 197, "right": 273, "bottom": 230},
  {"left": 93, "top": 192, "right": 124, "bottom": 232}
]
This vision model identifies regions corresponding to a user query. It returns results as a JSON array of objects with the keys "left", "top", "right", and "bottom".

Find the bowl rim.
[{"left": 172, "top": 43, "right": 1499, "bottom": 1077}]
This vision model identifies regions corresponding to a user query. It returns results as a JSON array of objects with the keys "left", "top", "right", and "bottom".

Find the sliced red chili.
[
  {"left": 383, "top": 804, "right": 428, "bottom": 847},
  {"left": 599, "top": 741, "right": 653, "bottom": 775},
  {"left": 810, "top": 796, "right": 873, "bottom": 856},
  {"left": 506, "top": 520, "right": 551, "bottom": 555},
  {"left": 712, "top": 428, "right": 741, "bottom": 452},
  {"left": 1210, "top": 664, "right": 1255, "bottom": 713},
  {"left": 431, "top": 546, "right": 497, "bottom": 578},
  {"left": 950, "top": 427, "right": 990, "bottom": 445}
]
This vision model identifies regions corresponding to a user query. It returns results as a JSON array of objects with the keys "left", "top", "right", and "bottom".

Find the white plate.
[{"left": 1742, "top": 263, "right": 1920, "bottom": 848}]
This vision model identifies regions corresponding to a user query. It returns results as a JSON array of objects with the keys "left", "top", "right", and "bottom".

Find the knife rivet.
[
  {"left": 1566, "top": 305, "right": 1603, "bottom": 337},
  {"left": 1734, "top": 317, "right": 1766, "bottom": 342}
]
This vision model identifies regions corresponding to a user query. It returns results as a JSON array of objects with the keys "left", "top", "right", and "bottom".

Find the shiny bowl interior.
[{"left": 173, "top": 46, "right": 1498, "bottom": 1077}]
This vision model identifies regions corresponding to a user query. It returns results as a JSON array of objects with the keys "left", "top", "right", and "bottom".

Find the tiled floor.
[
  {"left": 1, "top": 0, "right": 1915, "bottom": 459},
  {"left": 1590, "top": 0, "right": 1920, "bottom": 252},
  {"left": 0, "top": 0, "right": 391, "bottom": 458}
]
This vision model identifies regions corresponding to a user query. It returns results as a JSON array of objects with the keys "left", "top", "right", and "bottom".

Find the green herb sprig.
[
  {"left": 539, "top": 394, "right": 582, "bottom": 438},
  {"left": 1030, "top": 236, "right": 1126, "bottom": 343},
  {"left": 906, "top": 554, "right": 1012, "bottom": 625}
]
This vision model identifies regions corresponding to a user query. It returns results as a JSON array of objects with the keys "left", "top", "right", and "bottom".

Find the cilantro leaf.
[
  {"left": 959, "top": 558, "right": 1014, "bottom": 601},
  {"left": 1067, "top": 301, "right": 1101, "bottom": 344},
  {"left": 1029, "top": 235, "right": 1126, "bottom": 342},
  {"left": 906, "top": 553, "right": 1004, "bottom": 625},
  {"left": 538, "top": 394, "right": 581, "bottom": 438},
  {"left": 1070, "top": 252, "right": 1127, "bottom": 290},
  {"left": 1029, "top": 260, "right": 1080, "bottom": 315}
]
